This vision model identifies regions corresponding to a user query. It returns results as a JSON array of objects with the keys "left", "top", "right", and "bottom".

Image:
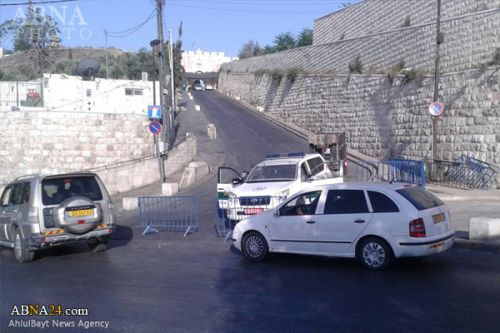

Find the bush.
[
  {"left": 269, "top": 69, "right": 283, "bottom": 85},
  {"left": 286, "top": 68, "right": 301, "bottom": 83},
  {"left": 387, "top": 60, "right": 406, "bottom": 84},
  {"left": 348, "top": 55, "right": 362, "bottom": 74}
]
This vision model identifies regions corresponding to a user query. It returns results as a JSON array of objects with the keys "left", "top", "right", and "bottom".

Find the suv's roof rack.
[{"left": 266, "top": 152, "right": 305, "bottom": 160}]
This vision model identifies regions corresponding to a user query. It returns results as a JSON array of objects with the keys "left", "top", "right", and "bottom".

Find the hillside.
[{"left": 0, "top": 47, "right": 128, "bottom": 81}]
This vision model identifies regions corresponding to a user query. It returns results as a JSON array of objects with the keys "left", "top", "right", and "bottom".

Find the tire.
[
  {"left": 13, "top": 228, "right": 35, "bottom": 263},
  {"left": 241, "top": 231, "right": 268, "bottom": 261},
  {"left": 357, "top": 237, "right": 394, "bottom": 271},
  {"left": 88, "top": 238, "right": 108, "bottom": 253}
]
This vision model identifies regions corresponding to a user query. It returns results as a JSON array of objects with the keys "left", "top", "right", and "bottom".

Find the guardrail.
[
  {"left": 139, "top": 196, "right": 199, "bottom": 237},
  {"left": 426, "top": 156, "right": 497, "bottom": 189}
]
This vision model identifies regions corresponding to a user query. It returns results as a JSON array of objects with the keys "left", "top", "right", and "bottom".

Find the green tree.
[
  {"left": 296, "top": 28, "right": 313, "bottom": 47},
  {"left": 0, "top": 6, "right": 59, "bottom": 52},
  {"left": 238, "top": 40, "right": 263, "bottom": 59},
  {"left": 274, "top": 32, "right": 296, "bottom": 52}
]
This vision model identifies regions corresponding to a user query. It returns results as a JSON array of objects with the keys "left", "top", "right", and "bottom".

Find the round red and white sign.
[{"left": 429, "top": 102, "right": 445, "bottom": 116}]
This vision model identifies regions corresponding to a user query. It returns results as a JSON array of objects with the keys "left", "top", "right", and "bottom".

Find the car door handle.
[
  {"left": 306, "top": 220, "right": 316, "bottom": 224},
  {"left": 354, "top": 219, "right": 365, "bottom": 223}
]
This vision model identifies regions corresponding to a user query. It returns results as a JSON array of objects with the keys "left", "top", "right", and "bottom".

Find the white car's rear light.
[{"left": 409, "top": 218, "right": 426, "bottom": 237}]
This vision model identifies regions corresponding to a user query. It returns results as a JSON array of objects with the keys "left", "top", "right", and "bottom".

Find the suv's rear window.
[
  {"left": 42, "top": 176, "right": 103, "bottom": 205},
  {"left": 396, "top": 187, "right": 444, "bottom": 211}
]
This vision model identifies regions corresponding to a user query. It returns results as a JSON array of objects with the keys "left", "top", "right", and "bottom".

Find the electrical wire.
[
  {"left": 107, "top": 9, "right": 156, "bottom": 38},
  {"left": 0, "top": 0, "right": 78, "bottom": 6}
]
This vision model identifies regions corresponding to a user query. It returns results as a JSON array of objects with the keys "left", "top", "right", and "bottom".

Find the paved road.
[{"left": 1, "top": 91, "right": 500, "bottom": 333}]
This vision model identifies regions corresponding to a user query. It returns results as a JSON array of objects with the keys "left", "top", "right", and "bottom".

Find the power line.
[
  {"left": 107, "top": 9, "right": 156, "bottom": 38},
  {"left": 0, "top": 0, "right": 77, "bottom": 6},
  {"left": 165, "top": 2, "right": 331, "bottom": 14}
]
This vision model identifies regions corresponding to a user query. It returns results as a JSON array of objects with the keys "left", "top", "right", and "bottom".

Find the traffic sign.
[
  {"left": 429, "top": 102, "right": 445, "bottom": 116},
  {"left": 148, "top": 105, "right": 162, "bottom": 119},
  {"left": 149, "top": 121, "right": 162, "bottom": 135}
]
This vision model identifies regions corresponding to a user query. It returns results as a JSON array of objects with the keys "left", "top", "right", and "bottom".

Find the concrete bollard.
[
  {"left": 179, "top": 161, "right": 210, "bottom": 189},
  {"left": 162, "top": 183, "right": 179, "bottom": 196},
  {"left": 122, "top": 197, "right": 138, "bottom": 210},
  {"left": 207, "top": 124, "right": 217, "bottom": 140},
  {"left": 195, "top": 104, "right": 201, "bottom": 111},
  {"left": 469, "top": 217, "right": 500, "bottom": 240}
]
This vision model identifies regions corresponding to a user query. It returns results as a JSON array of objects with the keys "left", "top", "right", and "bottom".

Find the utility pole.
[
  {"left": 104, "top": 29, "right": 109, "bottom": 79},
  {"left": 432, "top": 0, "right": 442, "bottom": 161},
  {"left": 168, "top": 29, "right": 175, "bottom": 147},
  {"left": 156, "top": 0, "right": 168, "bottom": 150}
]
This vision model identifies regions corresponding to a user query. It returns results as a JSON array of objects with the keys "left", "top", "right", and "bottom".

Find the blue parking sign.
[{"left": 148, "top": 105, "right": 162, "bottom": 119}]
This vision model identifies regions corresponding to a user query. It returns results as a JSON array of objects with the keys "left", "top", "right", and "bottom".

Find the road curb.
[{"left": 453, "top": 238, "right": 500, "bottom": 252}]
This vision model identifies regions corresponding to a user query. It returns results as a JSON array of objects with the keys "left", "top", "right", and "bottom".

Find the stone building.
[{"left": 181, "top": 49, "right": 238, "bottom": 73}]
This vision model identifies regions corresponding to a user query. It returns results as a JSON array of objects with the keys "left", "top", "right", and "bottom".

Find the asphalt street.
[{"left": 1, "top": 90, "right": 500, "bottom": 333}]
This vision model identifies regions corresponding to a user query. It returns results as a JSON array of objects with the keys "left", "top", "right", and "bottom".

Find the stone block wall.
[
  {"left": 219, "top": 67, "right": 500, "bottom": 170},
  {"left": 0, "top": 110, "right": 152, "bottom": 189},
  {"left": 313, "top": 0, "right": 498, "bottom": 44},
  {"left": 222, "top": 10, "right": 500, "bottom": 76}
]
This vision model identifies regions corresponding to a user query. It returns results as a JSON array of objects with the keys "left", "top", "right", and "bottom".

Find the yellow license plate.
[
  {"left": 69, "top": 209, "right": 94, "bottom": 217},
  {"left": 432, "top": 213, "right": 445, "bottom": 224}
]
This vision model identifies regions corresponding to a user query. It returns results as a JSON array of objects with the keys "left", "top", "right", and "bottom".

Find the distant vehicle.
[
  {"left": 0, "top": 172, "right": 116, "bottom": 263},
  {"left": 193, "top": 83, "right": 204, "bottom": 91},
  {"left": 231, "top": 182, "right": 454, "bottom": 270},
  {"left": 217, "top": 152, "right": 342, "bottom": 224},
  {"left": 205, "top": 83, "right": 214, "bottom": 90}
]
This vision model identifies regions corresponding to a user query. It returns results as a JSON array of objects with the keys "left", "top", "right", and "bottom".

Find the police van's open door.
[{"left": 217, "top": 167, "right": 242, "bottom": 210}]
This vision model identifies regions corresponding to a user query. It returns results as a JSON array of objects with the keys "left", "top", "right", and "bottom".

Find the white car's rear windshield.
[
  {"left": 246, "top": 165, "right": 296, "bottom": 183},
  {"left": 396, "top": 187, "right": 444, "bottom": 211}
]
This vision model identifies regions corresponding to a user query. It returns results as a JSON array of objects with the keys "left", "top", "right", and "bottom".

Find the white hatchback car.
[{"left": 232, "top": 182, "right": 454, "bottom": 270}]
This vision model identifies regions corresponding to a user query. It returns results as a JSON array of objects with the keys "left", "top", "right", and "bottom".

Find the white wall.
[
  {"left": 42, "top": 74, "right": 160, "bottom": 114},
  {"left": 182, "top": 49, "right": 238, "bottom": 73}
]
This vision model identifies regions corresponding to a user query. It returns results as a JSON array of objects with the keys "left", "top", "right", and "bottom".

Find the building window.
[{"left": 125, "top": 88, "right": 143, "bottom": 96}]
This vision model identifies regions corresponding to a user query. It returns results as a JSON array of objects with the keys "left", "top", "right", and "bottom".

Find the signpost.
[
  {"left": 148, "top": 120, "right": 164, "bottom": 182},
  {"left": 429, "top": 102, "right": 445, "bottom": 117},
  {"left": 148, "top": 105, "right": 162, "bottom": 119},
  {"left": 149, "top": 120, "right": 162, "bottom": 135}
]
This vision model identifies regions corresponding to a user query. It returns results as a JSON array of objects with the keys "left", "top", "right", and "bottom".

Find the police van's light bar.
[{"left": 266, "top": 152, "right": 305, "bottom": 159}]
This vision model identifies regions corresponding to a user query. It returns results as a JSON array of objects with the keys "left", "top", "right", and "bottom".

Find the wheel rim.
[
  {"left": 14, "top": 233, "right": 22, "bottom": 259},
  {"left": 362, "top": 242, "right": 385, "bottom": 268},
  {"left": 245, "top": 235, "right": 264, "bottom": 258}
]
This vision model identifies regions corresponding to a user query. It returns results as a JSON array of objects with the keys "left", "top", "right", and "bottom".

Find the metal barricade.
[
  {"left": 139, "top": 196, "right": 199, "bottom": 237},
  {"left": 427, "top": 156, "right": 497, "bottom": 189},
  {"left": 215, "top": 200, "right": 232, "bottom": 241},
  {"left": 215, "top": 195, "right": 287, "bottom": 241},
  {"left": 355, "top": 159, "right": 426, "bottom": 187}
]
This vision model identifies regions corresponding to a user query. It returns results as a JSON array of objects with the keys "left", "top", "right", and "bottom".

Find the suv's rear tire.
[
  {"left": 13, "top": 228, "right": 35, "bottom": 263},
  {"left": 88, "top": 238, "right": 108, "bottom": 252}
]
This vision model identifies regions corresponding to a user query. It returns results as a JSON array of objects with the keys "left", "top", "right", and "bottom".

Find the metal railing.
[
  {"left": 139, "top": 196, "right": 199, "bottom": 237},
  {"left": 355, "top": 159, "right": 426, "bottom": 187},
  {"left": 426, "top": 156, "right": 497, "bottom": 189}
]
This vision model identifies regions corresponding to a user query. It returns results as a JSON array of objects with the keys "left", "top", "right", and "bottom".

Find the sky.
[{"left": 0, "top": 0, "right": 357, "bottom": 57}]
